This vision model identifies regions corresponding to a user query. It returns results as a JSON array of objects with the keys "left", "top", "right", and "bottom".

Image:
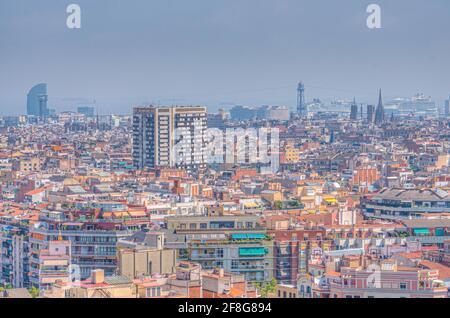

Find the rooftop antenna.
[{"left": 297, "top": 82, "right": 306, "bottom": 117}]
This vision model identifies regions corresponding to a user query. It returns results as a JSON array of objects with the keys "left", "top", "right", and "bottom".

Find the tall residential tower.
[
  {"left": 375, "top": 89, "right": 385, "bottom": 126},
  {"left": 350, "top": 98, "right": 359, "bottom": 120},
  {"left": 132, "top": 106, "right": 207, "bottom": 173}
]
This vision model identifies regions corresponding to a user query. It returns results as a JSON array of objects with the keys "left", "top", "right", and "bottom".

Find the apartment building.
[
  {"left": 0, "top": 225, "right": 30, "bottom": 288},
  {"left": 363, "top": 188, "right": 450, "bottom": 221},
  {"left": 329, "top": 262, "right": 448, "bottom": 298},
  {"left": 166, "top": 214, "right": 261, "bottom": 231},
  {"left": 165, "top": 215, "right": 273, "bottom": 284},
  {"left": 44, "top": 269, "right": 134, "bottom": 298},
  {"left": 202, "top": 268, "right": 257, "bottom": 298},
  {"left": 275, "top": 284, "right": 299, "bottom": 298},
  {"left": 167, "top": 261, "right": 202, "bottom": 298},
  {"left": 272, "top": 235, "right": 332, "bottom": 285},
  {"left": 29, "top": 240, "right": 71, "bottom": 290},
  {"left": 13, "top": 157, "right": 43, "bottom": 173},
  {"left": 132, "top": 106, "right": 207, "bottom": 173},
  {"left": 117, "top": 232, "right": 177, "bottom": 279},
  {"left": 400, "top": 219, "right": 450, "bottom": 246},
  {"left": 29, "top": 208, "right": 151, "bottom": 280}
]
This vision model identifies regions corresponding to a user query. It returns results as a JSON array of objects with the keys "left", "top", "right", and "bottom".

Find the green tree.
[
  {"left": 273, "top": 201, "right": 283, "bottom": 210},
  {"left": 258, "top": 278, "right": 278, "bottom": 298},
  {"left": 29, "top": 286, "right": 40, "bottom": 298}
]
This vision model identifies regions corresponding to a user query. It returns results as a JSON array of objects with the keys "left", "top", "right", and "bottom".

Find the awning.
[
  {"left": 231, "top": 233, "right": 266, "bottom": 240},
  {"left": 128, "top": 211, "right": 147, "bottom": 217},
  {"left": 239, "top": 247, "right": 267, "bottom": 256},
  {"left": 62, "top": 222, "right": 83, "bottom": 227},
  {"left": 413, "top": 228, "right": 430, "bottom": 235}
]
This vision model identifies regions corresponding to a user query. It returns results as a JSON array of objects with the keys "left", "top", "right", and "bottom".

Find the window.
[
  {"left": 148, "top": 261, "right": 152, "bottom": 274},
  {"left": 210, "top": 221, "right": 234, "bottom": 229},
  {"left": 146, "top": 287, "right": 161, "bottom": 297},
  {"left": 400, "top": 283, "right": 407, "bottom": 290}
]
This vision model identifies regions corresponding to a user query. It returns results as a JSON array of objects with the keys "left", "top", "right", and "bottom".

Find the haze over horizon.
[{"left": 1, "top": 0, "right": 450, "bottom": 115}]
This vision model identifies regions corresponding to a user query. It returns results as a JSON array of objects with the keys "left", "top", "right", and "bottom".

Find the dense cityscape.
[
  {"left": 0, "top": 82, "right": 449, "bottom": 299},
  {"left": 1, "top": 1, "right": 450, "bottom": 306}
]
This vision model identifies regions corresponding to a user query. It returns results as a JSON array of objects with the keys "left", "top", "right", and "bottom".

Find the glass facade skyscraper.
[{"left": 26, "top": 83, "right": 48, "bottom": 117}]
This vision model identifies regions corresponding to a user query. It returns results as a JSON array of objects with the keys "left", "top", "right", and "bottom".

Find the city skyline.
[
  {"left": 1, "top": 0, "right": 450, "bottom": 115},
  {"left": 9, "top": 81, "right": 448, "bottom": 117}
]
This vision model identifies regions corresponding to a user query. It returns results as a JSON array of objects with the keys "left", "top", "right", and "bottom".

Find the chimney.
[{"left": 91, "top": 269, "right": 105, "bottom": 284}]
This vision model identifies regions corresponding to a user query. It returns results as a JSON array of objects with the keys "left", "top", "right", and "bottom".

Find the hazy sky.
[{"left": 1, "top": 0, "right": 449, "bottom": 115}]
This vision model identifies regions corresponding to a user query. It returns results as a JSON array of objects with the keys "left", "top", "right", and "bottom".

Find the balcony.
[
  {"left": 407, "top": 236, "right": 450, "bottom": 244},
  {"left": 40, "top": 269, "right": 69, "bottom": 275},
  {"left": 74, "top": 261, "right": 117, "bottom": 267},
  {"left": 365, "top": 204, "right": 450, "bottom": 214},
  {"left": 73, "top": 241, "right": 118, "bottom": 246},
  {"left": 190, "top": 253, "right": 221, "bottom": 260},
  {"left": 31, "top": 229, "right": 133, "bottom": 237},
  {"left": 72, "top": 252, "right": 116, "bottom": 257},
  {"left": 233, "top": 264, "right": 266, "bottom": 271}
]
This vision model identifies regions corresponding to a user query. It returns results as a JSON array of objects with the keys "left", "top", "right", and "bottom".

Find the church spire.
[{"left": 375, "top": 88, "right": 385, "bottom": 126}]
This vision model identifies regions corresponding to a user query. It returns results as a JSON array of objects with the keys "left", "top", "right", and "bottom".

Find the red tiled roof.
[
  {"left": 25, "top": 187, "right": 46, "bottom": 196},
  {"left": 419, "top": 260, "right": 450, "bottom": 280},
  {"left": 397, "top": 252, "right": 422, "bottom": 259}
]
